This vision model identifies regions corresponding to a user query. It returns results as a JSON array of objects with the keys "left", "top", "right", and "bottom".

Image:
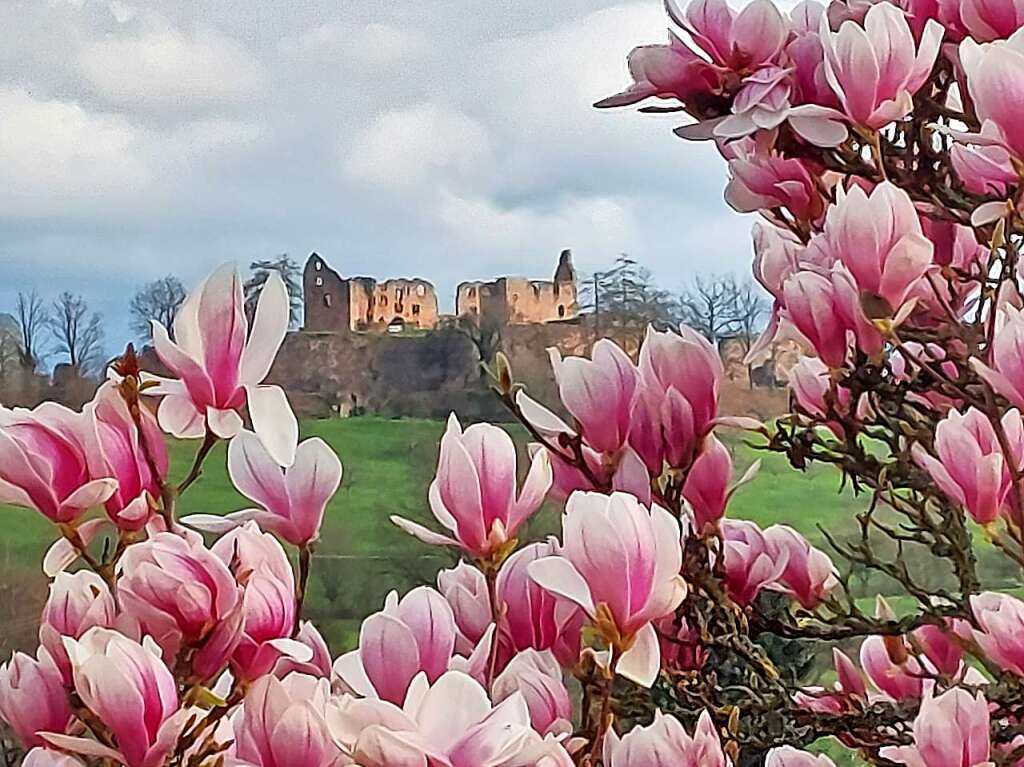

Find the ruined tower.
[{"left": 456, "top": 249, "right": 579, "bottom": 326}]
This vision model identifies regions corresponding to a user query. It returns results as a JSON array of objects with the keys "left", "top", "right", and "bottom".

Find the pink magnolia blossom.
[
  {"left": 972, "top": 305, "right": 1024, "bottom": 409},
  {"left": 233, "top": 673, "right": 343, "bottom": 767},
  {"left": 782, "top": 271, "right": 852, "bottom": 368},
  {"left": 85, "top": 381, "right": 167, "bottom": 531},
  {"left": 675, "top": 0, "right": 789, "bottom": 71},
  {"left": 211, "top": 522, "right": 309, "bottom": 680},
  {"left": 795, "top": 648, "right": 868, "bottom": 713},
  {"left": 529, "top": 491, "right": 686, "bottom": 687},
  {"left": 767, "top": 747, "right": 837, "bottom": 767},
  {"left": 595, "top": 32, "right": 725, "bottom": 110},
  {"left": 0, "top": 649, "right": 72, "bottom": 749},
  {"left": 636, "top": 325, "right": 722, "bottom": 469},
  {"left": 764, "top": 524, "right": 839, "bottom": 609},
  {"left": 273, "top": 620, "right": 333, "bottom": 679},
  {"left": 334, "top": 587, "right": 460, "bottom": 706},
  {"left": 392, "top": 413, "right": 551, "bottom": 560},
  {"left": 720, "top": 519, "right": 788, "bottom": 606},
  {"left": 813, "top": 182, "right": 934, "bottom": 314},
  {"left": 951, "top": 136, "right": 1017, "bottom": 197},
  {"left": 860, "top": 635, "right": 925, "bottom": 701},
  {"left": 912, "top": 407, "right": 1024, "bottom": 525},
  {"left": 549, "top": 340, "right": 640, "bottom": 454},
  {"left": 788, "top": 355, "right": 854, "bottom": 435},
  {"left": 338, "top": 670, "right": 573, "bottom": 767},
  {"left": 882, "top": 687, "right": 991, "bottom": 767},
  {"left": 913, "top": 621, "right": 965, "bottom": 677},
  {"left": 147, "top": 263, "right": 297, "bottom": 466},
  {"left": 116, "top": 531, "right": 243, "bottom": 682},
  {"left": 959, "top": 31, "right": 1024, "bottom": 160},
  {"left": 44, "top": 628, "right": 188, "bottom": 767},
  {"left": 958, "top": 0, "right": 1024, "bottom": 41},
  {"left": 724, "top": 139, "right": 827, "bottom": 223},
  {"left": 820, "top": 2, "right": 943, "bottom": 129},
  {"left": 496, "top": 540, "right": 584, "bottom": 668},
  {"left": 970, "top": 591, "right": 1024, "bottom": 675},
  {"left": 682, "top": 435, "right": 737, "bottom": 530},
  {"left": 492, "top": 650, "right": 572, "bottom": 737},
  {"left": 604, "top": 709, "right": 729, "bottom": 767},
  {"left": 438, "top": 561, "right": 493, "bottom": 654},
  {"left": 0, "top": 403, "right": 116, "bottom": 524},
  {"left": 183, "top": 428, "right": 342, "bottom": 546},
  {"left": 39, "top": 570, "right": 116, "bottom": 683}
]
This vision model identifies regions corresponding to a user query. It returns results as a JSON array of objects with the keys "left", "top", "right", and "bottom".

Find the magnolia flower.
[
  {"left": 972, "top": 305, "right": 1024, "bottom": 409},
  {"left": 496, "top": 541, "right": 584, "bottom": 668},
  {"left": 795, "top": 648, "right": 867, "bottom": 713},
  {"left": 958, "top": 0, "right": 1024, "bottom": 41},
  {"left": 44, "top": 628, "right": 188, "bottom": 767},
  {"left": 273, "top": 621, "right": 333, "bottom": 679},
  {"left": 39, "top": 571, "right": 117, "bottom": 683},
  {"left": 682, "top": 434, "right": 734, "bottom": 529},
  {"left": 720, "top": 519, "right": 788, "bottom": 606},
  {"left": 959, "top": 29, "right": 1024, "bottom": 163},
  {"left": 724, "top": 139, "right": 826, "bottom": 223},
  {"left": 529, "top": 491, "right": 687, "bottom": 686},
  {"left": 0, "top": 649, "right": 72, "bottom": 749},
  {"left": 881, "top": 687, "right": 991, "bottom": 767},
  {"left": 820, "top": 2, "right": 943, "bottom": 129},
  {"left": 782, "top": 271, "right": 852, "bottom": 368},
  {"left": 211, "top": 522, "right": 310, "bottom": 680},
  {"left": 335, "top": 670, "right": 573, "bottom": 767},
  {"left": 85, "top": 381, "right": 166, "bottom": 531},
  {"left": 183, "top": 428, "right": 342, "bottom": 546},
  {"left": 549, "top": 340, "right": 640, "bottom": 454},
  {"left": 333, "top": 587, "right": 460, "bottom": 706},
  {"left": 147, "top": 263, "right": 297, "bottom": 466},
  {"left": 116, "top": 532, "right": 243, "bottom": 682},
  {"left": 912, "top": 407, "right": 1024, "bottom": 525},
  {"left": 0, "top": 403, "right": 116, "bottom": 524},
  {"left": 492, "top": 650, "right": 572, "bottom": 737},
  {"left": 860, "top": 635, "right": 925, "bottom": 700},
  {"left": 438, "top": 561, "right": 493, "bottom": 654},
  {"left": 22, "top": 750, "right": 86, "bottom": 767},
  {"left": 971, "top": 591, "right": 1024, "bottom": 676},
  {"left": 604, "top": 710, "right": 729, "bottom": 767},
  {"left": 233, "top": 673, "right": 342, "bottom": 767},
  {"left": 392, "top": 413, "right": 551, "bottom": 560},
  {"left": 764, "top": 525, "right": 838, "bottom": 609},
  {"left": 676, "top": 0, "right": 789, "bottom": 71}
]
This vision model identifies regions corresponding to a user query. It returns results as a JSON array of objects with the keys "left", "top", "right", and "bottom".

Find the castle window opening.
[
  {"left": 315, "top": 261, "right": 322, "bottom": 271},
  {"left": 412, "top": 304, "right": 420, "bottom": 315},
  {"left": 380, "top": 295, "right": 388, "bottom": 307},
  {"left": 468, "top": 287, "right": 476, "bottom": 298},
  {"left": 315, "top": 276, "right": 323, "bottom": 287},
  {"left": 324, "top": 294, "right": 332, "bottom": 308},
  {"left": 558, "top": 305, "right": 565, "bottom": 317},
  {"left": 416, "top": 284, "right": 425, "bottom": 297}
]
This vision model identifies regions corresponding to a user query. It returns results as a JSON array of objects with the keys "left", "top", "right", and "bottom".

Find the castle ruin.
[{"left": 303, "top": 250, "right": 578, "bottom": 333}]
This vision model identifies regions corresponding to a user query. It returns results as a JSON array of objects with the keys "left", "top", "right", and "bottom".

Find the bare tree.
[
  {"left": 130, "top": 275, "right": 186, "bottom": 340},
  {"left": 49, "top": 292, "right": 105, "bottom": 375},
  {"left": 677, "top": 274, "right": 744, "bottom": 345},
  {"left": 244, "top": 256, "right": 302, "bottom": 327},
  {"left": 0, "top": 315, "right": 22, "bottom": 379},
  {"left": 15, "top": 290, "right": 48, "bottom": 371},
  {"left": 730, "top": 279, "right": 769, "bottom": 356},
  {"left": 579, "top": 255, "right": 679, "bottom": 341}
]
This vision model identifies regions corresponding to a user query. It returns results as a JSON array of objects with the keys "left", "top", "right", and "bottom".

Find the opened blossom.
[
  {"left": 881, "top": 687, "right": 991, "bottom": 767},
  {"left": 335, "top": 670, "right": 573, "bottom": 767},
  {"left": 183, "top": 428, "right": 342, "bottom": 546},
  {"left": 675, "top": 0, "right": 789, "bottom": 71},
  {"left": 116, "top": 531, "right": 243, "bottom": 682},
  {"left": 233, "top": 673, "right": 342, "bottom": 767},
  {"left": 0, "top": 403, "right": 116, "bottom": 524},
  {"left": 438, "top": 560, "right": 493, "bottom": 654},
  {"left": 148, "top": 263, "right": 297, "bottom": 466},
  {"left": 958, "top": 0, "right": 1024, "bottom": 42},
  {"left": 972, "top": 305, "right": 1024, "bottom": 409},
  {"left": 724, "top": 139, "right": 827, "bottom": 223},
  {"left": 764, "top": 524, "right": 839, "bottom": 609},
  {"left": 44, "top": 628, "right": 187, "bottom": 767},
  {"left": 529, "top": 491, "right": 687, "bottom": 686},
  {"left": 721, "top": 519, "right": 788, "bottom": 605},
  {"left": 392, "top": 413, "right": 551, "bottom": 560},
  {"left": 912, "top": 407, "right": 1024, "bottom": 525},
  {"left": 492, "top": 650, "right": 572, "bottom": 737},
  {"left": 603, "top": 709, "right": 729, "bottom": 767},
  {"left": 860, "top": 635, "right": 925, "bottom": 700},
  {"left": 820, "top": 2, "right": 943, "bottom": 129},
  {"left": 334, "top": 587, "right": 463, "bottom": 706}
]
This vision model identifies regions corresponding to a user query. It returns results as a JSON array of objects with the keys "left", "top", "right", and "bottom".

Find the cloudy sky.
[{"left": 0, "top": 0, "right": 793, "bottom": 354}]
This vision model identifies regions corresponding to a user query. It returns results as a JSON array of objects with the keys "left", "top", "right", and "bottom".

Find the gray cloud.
[{"left": 0, "top": 0, "right": 775, "bottom": 357}]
